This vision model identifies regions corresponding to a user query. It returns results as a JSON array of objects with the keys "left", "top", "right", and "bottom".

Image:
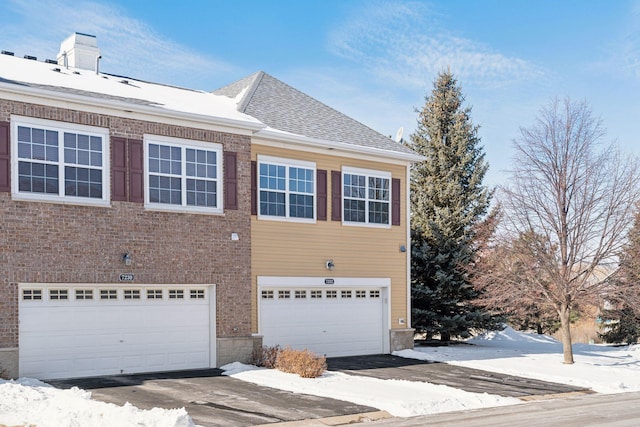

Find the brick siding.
[{"left": 0, "top": 99, "right": 252, "bottom": 349}]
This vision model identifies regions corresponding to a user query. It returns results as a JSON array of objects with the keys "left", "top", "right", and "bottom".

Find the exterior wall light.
[
  {"left": 326, "top": 259, "right": 335, "bottom": 270},
  {"left": 122, "top": 252, "right": 131, "bottom": 266}
]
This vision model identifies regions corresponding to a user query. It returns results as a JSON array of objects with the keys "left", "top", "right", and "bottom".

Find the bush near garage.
[
  {"left": 251, "top": 344, "right": 280, "bottom": 369},
  {"left": 275, "top": 347, "right": 327, "bottom": 378}
]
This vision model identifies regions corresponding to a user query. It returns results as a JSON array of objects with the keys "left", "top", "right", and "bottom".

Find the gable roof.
[
  {"left": 214, "top": 71, "right": 421, "bottom": 161},
  {"left": 0, "top": 53, "right": 263, "bottom": 131}
]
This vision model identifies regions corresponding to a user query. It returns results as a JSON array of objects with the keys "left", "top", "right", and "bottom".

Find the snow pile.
[
  {"left": 221, "top": 362, "right": 520, "bottom": 417},
  {"left": 0, "top": 378, "right": 197, "bottom": 427},
  {"left": 395, "top": 326, "right": 640, "bottom": 394}
]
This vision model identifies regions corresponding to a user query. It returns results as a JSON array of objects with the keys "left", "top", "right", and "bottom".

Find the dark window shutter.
[
  {"left": 392, "top": 178, "right": 401, "bottom": 226},
  {"left": 224, "top": 151, "right": 238, "bottom": 210},
  {"left": 251, "top": 161, "right": 257, "bottom": 215},
  {"left": 129, "top": 139, "right": 144, "bottom": 203},
  {"left": 331, "top": 170, "right": 342, "bottom": 221},
  {"left": 111, "top": 137, "right": 127, "bottom": 201},
  {"left": 316, "top": 169, "right": 327, "bottom": 221},
  {"left": 0, "top": 122, "right": 10, "bottom": 193}
]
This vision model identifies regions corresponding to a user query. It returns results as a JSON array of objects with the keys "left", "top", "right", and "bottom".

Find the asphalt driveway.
[
  {"left": 50, "top": 368, "right": 378, "bottom": 427},
  {"left": 50, "top": 355, "right": 591, "bottom": 427}
]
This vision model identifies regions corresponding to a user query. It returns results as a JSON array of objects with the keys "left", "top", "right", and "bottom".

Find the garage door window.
[
  {"left": 326, "top": 290, "right": 337, "bottom": 299},
  {"left": 169, "top": 289, "right": 184, "bottom": 299},
  {"left": 190, "top": 289, "right": 205, "bottom": 299},
  {"left": 261, "top": 290, "right": 274, "bottom": 299},
  {"left": 75, "top": 289, "right": 93, "bottom": 300},
  {"left": 147, "top": 289, "right": 163, "bottom": 299},
  {"left": 100, "top": 289, "right": 118, "bottom": 300},
  {"left": 22, "top": 289, "right": 42, "bottom": 301},
  {"left": 278, "top": 290, "right": 291, "bottom": 299},
  {"left": 49, "top": 289, "right": 68, "bottom": 300},
  {"left": 369, "top": 290, "right": 380, "bottom": 298},
  {"left": 310, "top": 290, "right": 322, "bottom": 299}
]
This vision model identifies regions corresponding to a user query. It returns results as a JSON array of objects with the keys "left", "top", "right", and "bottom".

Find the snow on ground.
[
  {"left": 221, "top": 361, "right": 521, "bottom": 417},
  {"left": 4, "top": 327, "right": 640, "bottom": 424},
  {"left": 394, "top": 326, "right": 640, "bottom": 394},
  {"left": 0, "top": 378, "right": 197, "bottom": 427}
]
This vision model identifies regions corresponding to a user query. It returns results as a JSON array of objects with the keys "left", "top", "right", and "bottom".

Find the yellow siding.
[{"left": 251, "top": 143, "right": 410, "bottom": 333}]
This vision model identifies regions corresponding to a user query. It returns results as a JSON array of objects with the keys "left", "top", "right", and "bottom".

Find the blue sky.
[{"left": 1, "top": 0, "right": 639, "bottom": 186}]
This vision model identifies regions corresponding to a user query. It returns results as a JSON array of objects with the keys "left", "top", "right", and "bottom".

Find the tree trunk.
[
  {"left": 559, "top": 304, "right": 574, "bottom": 364},
  {"left": 537, "top": 323, "right": 543, "bottom": 335},
  {"left": 441, "top": 331, "right": 451, "bottom": 342}
]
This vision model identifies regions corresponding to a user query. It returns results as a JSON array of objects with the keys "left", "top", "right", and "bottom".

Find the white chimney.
[{"left": 57, "top": 32, "right": 101, "bottom": 71}]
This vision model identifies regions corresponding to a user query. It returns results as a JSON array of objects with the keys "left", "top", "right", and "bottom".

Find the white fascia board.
[
  {"left": 0, "top": 82, "right": 265, "bottom": 136},
  {"left": 255, "top": 128, "right": 425, "bottom": 163}
]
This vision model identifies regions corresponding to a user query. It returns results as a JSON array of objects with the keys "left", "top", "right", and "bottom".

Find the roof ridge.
[{"left": 237, "top": 71, "right": 264, "bottom": 113}]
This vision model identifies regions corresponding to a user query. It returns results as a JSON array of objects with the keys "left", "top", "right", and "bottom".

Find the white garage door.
[
  {"left": 260, "top": 286, "right": 386, "bottom": 357},
  {"left": 19, "top": 284, "right": 215, "bottom": 380}
]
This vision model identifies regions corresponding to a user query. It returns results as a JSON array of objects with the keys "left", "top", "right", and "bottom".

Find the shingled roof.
[{"left": 214, "top": 71, "right": 419, "bottom": 158}]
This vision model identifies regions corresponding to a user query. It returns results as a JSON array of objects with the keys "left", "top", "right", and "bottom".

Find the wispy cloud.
[
  {"left": 0, "top": 0, "right": 236, "bottom": 89},
  {"left": 327, "top": 1, "right": 544, "bottom": 90}
]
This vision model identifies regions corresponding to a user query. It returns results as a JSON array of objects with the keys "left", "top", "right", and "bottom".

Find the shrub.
[
  {"left": 251, "top": 345, "right": 280, "bottom": 369},
  {"left": 275, "top": 347, "right": 327, "bottom": 378}
]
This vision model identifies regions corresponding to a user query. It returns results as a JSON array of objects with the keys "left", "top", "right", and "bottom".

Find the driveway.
[
  {"left": 50, "top": 355, "right": 590, "bottom": 427},
  {"left": 49, "top": 369, "right": 378, "bottom": 427}
]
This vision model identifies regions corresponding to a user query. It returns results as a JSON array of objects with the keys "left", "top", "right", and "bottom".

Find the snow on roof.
[{"left": 0, "top": 53, "right": 263, "bottom": 130}]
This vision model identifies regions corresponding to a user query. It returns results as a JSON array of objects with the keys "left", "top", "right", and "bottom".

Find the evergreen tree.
[{"left": 407, "top": 70, "right": 494, "bottom": 340}]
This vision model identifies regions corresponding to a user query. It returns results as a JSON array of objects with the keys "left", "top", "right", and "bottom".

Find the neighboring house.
[
  {"left": 214, "top": 72, "right": 423, "bottom": 357},
  {"left": 0, "top": 33, "right": 262, "bottom": 380},
  {"left": 0, "top": 33, "right": 422, "bottom": 380}
]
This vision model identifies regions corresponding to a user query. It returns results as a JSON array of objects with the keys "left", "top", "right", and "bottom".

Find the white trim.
[
  {"left": 255, "top": 128, "right": 425, "bottom": 163},
  {"left": 258, "top": 276, "right": 391, "bottom": 288},
  {"left": 406, "top": 165, "right": 412, "bottom": 329},
  {"left": 10, "top": 115, "right": 111, "bottom": 206},
  {"left": 256, "top": 154, "right": 317, "bottom": 223},
  {"left": 143, "top": 134, "right": 224, "bottom": 215}
]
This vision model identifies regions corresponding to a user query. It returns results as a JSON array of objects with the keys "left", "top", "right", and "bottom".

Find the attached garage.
[
  {"left": 19, "top": 284, "right": 216, "bottom": 380},
  {"left": 258, "top": 277, "right": 390, "bottom": 357}
]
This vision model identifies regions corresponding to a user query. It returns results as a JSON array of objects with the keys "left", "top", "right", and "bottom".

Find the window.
[
  {"left": 169, "top": 289, "right": 184, "bottom": 299},
  {"left": 343, "top": 167, "right": 391, "bottom": 226},
  {"left": 190, "top": 289, "right": 205, "bottom": 299},
  {"left": 145, "top": 135, "right": 222, "bottom": 213},
  {"left": 75, "top": 289, "right": 93, "bottom": 300},
  {"left": 258, "top": 156, "right": 315, "bottom": 221},
  {"left": 341, "top": 290, "right": 352, "bottom": 299},
  {"left": 356, "top": 290, "right": 367, "bottom": 298},
  {"left": 100, "top": 289, "right": 118, "bottom": 300},
  {"left": 294, "top": 290, "right": 307, "bottom": 299},
  {"left": 12, "top": 116, "right": 109, "bottom": 204},
  {"left": 278, "top": 290, "right": 291, "bottom": 299},
  {"left": 22, "top": 289, "right": 42, "bottom": 300},
  {"left": 261, "top": 290, "right": 274, "bottom": 299},
  {"left": 310, "top": 290, "right": 322, "bottom": 299},
  {"left": 50, "top": 289, "right": 69, "bottom": 300},
  {"left": 369, "top": 290, "right": 380, "bottom": 298},
  {"left": 124, "top": 289, "right": 141, "bottom": 300},
  {"left": 147, "top": 289, "right": 163, "bottom": 299},
  {"left": 326, "top": 290, "right": 337, "bottom": 299}
]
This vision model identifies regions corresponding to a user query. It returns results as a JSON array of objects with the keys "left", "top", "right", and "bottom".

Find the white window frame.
[
  {"left": 342, "top": 166, "right": 391, "bottom": 228},
  {"left": 11, "top": 116, "right": 110, "bottom": 206},
  {"left": 144, "top": 135, "right": 223, "bottom": 214},
  {"left": 257, "top": 155, "right": 316, "bottom": 223}
]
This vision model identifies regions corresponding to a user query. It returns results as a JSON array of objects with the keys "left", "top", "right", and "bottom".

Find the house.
[
  {"left": 214, "top": 72, "right": 422, "bottom": 357},
  {"left": 0, "top": 33, "right": 421, "bottom": 380},
  {"left": 0, "top": 33, "right": 262, "bottom": 380}
]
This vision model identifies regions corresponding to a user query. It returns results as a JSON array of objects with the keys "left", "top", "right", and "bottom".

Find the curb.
[{"left": 250, "top": 410, "right": 393, "bottom": 426}]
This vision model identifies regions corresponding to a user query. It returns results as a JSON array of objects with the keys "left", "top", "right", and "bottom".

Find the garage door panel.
[
  {"left": 261, "top": 287, "right": 385, "bottom": 357},
  {"left": 19, "top": 285, "right": 214, "bottom": 379}
]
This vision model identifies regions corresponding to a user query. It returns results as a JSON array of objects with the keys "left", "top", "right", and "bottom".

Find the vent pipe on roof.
[
  {"left": 57, "top": 32, "right": 100, "bottom": 71},
  {"left": 95, "top": 55, "right": 101, "bottom": 75}
]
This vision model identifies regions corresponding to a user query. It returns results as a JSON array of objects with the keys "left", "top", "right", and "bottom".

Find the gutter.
[{"left": 256, "top": 128, "right": 425, "bottom": 163}]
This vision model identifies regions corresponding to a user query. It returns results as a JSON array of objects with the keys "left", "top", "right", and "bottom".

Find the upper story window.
[
  {"left": 11, "top": 116, "right": 110, "bottom": 205},
  {"left": 258, "top": 155, "right": 315, "bottom": 222},
  {"left": 343, "top": 167, "right": 391, "bottom": 226},
  {"left": 144, "top": 135, "right": 222, "bottom": 214}
]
